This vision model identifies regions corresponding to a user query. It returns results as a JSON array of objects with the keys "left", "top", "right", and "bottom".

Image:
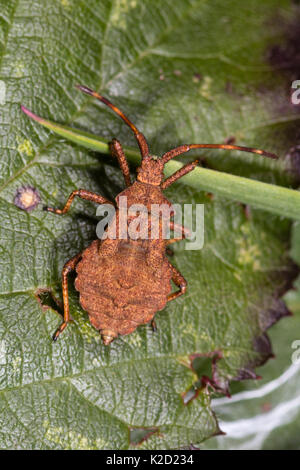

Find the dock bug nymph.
[{"left": 22, "top": 86, "right": 278, "bottom": 345}]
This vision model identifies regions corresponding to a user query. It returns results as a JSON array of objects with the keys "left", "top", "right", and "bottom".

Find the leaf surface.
[{"left": 0, "top": 0, "right": 299, "bottom": 449}]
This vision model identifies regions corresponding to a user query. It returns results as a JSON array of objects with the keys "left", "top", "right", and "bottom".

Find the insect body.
[
  {"left": 22, "top": 85, "right": 277, "bottom": 345},
  {"left": 75, "top": 239, "right": 173, "bottom": 344}
]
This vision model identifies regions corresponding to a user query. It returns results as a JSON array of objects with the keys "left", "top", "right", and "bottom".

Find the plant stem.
[
  {"left": 165, "top": 161, "right": 300, "bottom": 220},
  {"left": 21, "top": 106, "right": 300, "bottom": 221}
]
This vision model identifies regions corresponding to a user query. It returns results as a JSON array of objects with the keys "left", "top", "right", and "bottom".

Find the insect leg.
[
  {"left": 161, "top": 160, "right": 199, "bottom": 189},
  {"left": 169, "top": 221, "right": 191, "bottom": 239},
  {"left": 165, "top": 224, "right": 191, "bottom": 253},
  {"left": 44, "top": 189, "right": 114, "bottom": 214},
  {"left": 167, "top": 263, "right": 187, "bottom": 302},
  {"left": 109, "top": 138, "right": 131, "bottom": 187},
  {"left": 167, "top": 238, "right": 184, "bottom": 246},
  {"left": 163, "top": 222, "right": 191, "bottom": 249},
  {"left": 52, "top": 252, "right": 82, "bottom": 341}
]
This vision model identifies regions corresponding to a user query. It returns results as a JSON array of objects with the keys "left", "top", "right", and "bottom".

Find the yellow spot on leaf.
[
  {"left": 61, "top": 0, "right": 71, "bottom": 8},
  {"left": 233, "top": 272, "right": 242, "bottom": 282},
  {"left": 72, "top": 311, "right": 100, "bottom": 343},
  {"left": 124, "top": 331, "right": 142, "bottom": 348},
  {"left": 43, "top": 421, "right": 106, "bottom": 449},
  {"left": 17, "top": 139, "right": 34, "bottom": 157},
  {"left": 14, "top": 62, "right": 25, "bottom": 78},
  {"left": 12, "top": 356, "right": 21, "bottom": 372},
  {"left": 240, "top": 223, "right": 251, "bottom": 235},
  {"left": 182, "top": 323, "right": 209, "bottom": 342},
  {"left": 199, "top": 76, "right": 213, "bottom": 100},
  {"left": 111, "top": 0, "right": 138, "bottom": 29},
  {"left": 236, "top": 226, "right": 262, "bottom": 271},
  {"left": 222, "top": 350, "right": 232, "bottom": 358}
]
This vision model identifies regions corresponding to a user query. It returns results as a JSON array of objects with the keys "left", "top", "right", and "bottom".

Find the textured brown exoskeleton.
[{"left": 35, "top": 85, "right": 278, "bottom": 345}]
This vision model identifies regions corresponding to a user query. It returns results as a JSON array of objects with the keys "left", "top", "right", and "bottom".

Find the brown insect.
[{"left": 26, "top": 85, "right": 277, "bottom": 345}]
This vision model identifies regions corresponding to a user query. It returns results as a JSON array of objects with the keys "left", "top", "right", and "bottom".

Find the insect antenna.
[
  {"left": 76, "top": 85, "right": 149, "bottom": 159},
  {"left": 162, "top": 143, "right": 278, "bottom": 163}
]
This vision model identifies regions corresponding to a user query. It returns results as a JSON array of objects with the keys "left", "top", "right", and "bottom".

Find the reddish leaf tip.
[{"left": 21, "top": 104, "right": 43, "bottom": 123}]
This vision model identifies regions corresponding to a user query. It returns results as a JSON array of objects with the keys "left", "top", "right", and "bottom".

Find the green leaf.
[
  {"left": 200, "top": 229, "right": 300, "bottom": 450},
  {"left": 0, "top": 0, "right": 299, "bottom": 450},
  {"left": 199, "top": 302, "right": 300, "bottom": 450}
]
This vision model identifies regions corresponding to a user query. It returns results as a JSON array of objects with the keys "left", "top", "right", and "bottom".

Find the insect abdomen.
[{"left": 75, "top": 240, "right": 172, "bottom": 335}]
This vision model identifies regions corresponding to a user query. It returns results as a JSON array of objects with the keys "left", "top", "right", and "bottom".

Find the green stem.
[
  {"left": 165, "top": 162, "right": 300, "bottom": 220},
  {"left": 21, "top": 105, "right": 300, "bottom": 220}
]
